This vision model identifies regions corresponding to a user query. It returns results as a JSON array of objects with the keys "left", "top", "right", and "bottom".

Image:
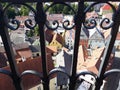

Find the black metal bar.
[
  {"left": 95, "top": 4, "right": 120, "bottom": 90},
  {"left": 0, "top": 0, "right": 120, "bottom": 90},
  {"left": 0, "top": 4, "right": 22, "bottom": 90},
  {"left": 69, "top": 1, "right": 85, "bottom": 90},
  {"left": 104, "top": 69, "right": 120, "bottom": 78},
  {"left": 1, "top": 0, "right": 120, "bottom": 3},
  {"left": 35, "top": 2, "right": 49, "bottom": 90}
]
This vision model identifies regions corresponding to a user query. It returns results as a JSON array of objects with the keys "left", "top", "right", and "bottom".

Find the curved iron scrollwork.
[
  {"left": 100, "top": 18, "right": 113, "bottom": 30},
  {"left": 76, "top": 71, "right": 97, "bottom": 79},
  {"left": 104, "top": 69, "right": 120, "bottom": 79},
  {"left": 20, "top": 70, "right": 43, "bottom": 79},
  {"left": 45, "top": 2, "right": 76, "bottom": 31},
  {"left": 3, "top": 3, "right": 36, "bottom": 30},
  {"left": 0, "top": 68, "right": 12, "bottom": 78},
  {"left": 0, "top": 1, "right": 120, "bottom": 90},
  {"left": 48, "top": 67, "right": 70, "bottom": 78},
  {"left": 84, "top": 2, "right": 116, "bottom": 30}
]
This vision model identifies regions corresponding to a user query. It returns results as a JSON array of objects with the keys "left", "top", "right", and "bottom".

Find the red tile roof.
[
  {"left": 0, "top": 53, "right": 7, "bottom": 68},
  {"left": 17, "top": 49, "right": 32, "bottom": 59},
  {"left": 13, "top": 43, "right": 29, "bottom": 50},
  {"left": 77, "top": 45, "right": 85, "bottom": 70},
  {"left": 15, "top": 16, "right": 29, "bottom": 22},
  {"left": 53, "top": 33, "right": 63, "bottom": 44},
  {"left": 77, "top": 47, "right": 105, "bottom": 74},
  {"left": 86, "top": 11, "right": 98, "bottom": 19},
  {"left": 101, "top": 4, "right": 111, "bottom": 10},
  {"left": 102, "top": 29, "right": 111, "bottom": 39},
  {"left": 0, "top": 54, "right": 54, "bottom": 90},
  {"left": 116, "top": 32, "right": 120, "bottom": 40},
  {"left": 46, "top": 46, "right": 57, "bottom": 53},
  {"left": 45, "top": 29, "right": 54, "bottom": 43},
  {"left": 47, "top": 14, "right": 63, "bottom": 21}
]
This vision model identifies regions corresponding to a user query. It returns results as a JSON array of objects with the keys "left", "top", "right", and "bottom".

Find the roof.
[
  {"left": 82, "top": 27, "right": 89, "bottom": 38},
  {"left": 65, "top": 29, "right": 75, "bottom": 40},
  {"left": 89, "top": 28, "right": 104, "bottom": 39},
  {"left": 27, "top": 37, "right": 36, "bottom": 44},
  {"left": 29, "top": 45, "right": 57, "bottom": 54},
  {"left": 17, "top": 49, "right": 32, "bottom": 59},
  {"left": 51, "top": 33, "right": 63, "bottom": 44},
  {"left": 101, "top": 4, "right": 111, "bottom": 10},
  {"left": 15, "top": 16, "right": 29, "bottom": 22},
  {"left": 0, "top": 52, "right": 7, "bottom": 68},
  {"left": 32, "top": 39, "right": 40, "bottom": 45},
  {"left": 77, "top": 47, "right": 105, "bottom": 74},
  {"left": 0, "top": 43, "right": 29, "bottom": 55},
  {"left": 102, "top": 29, "right": 111, "bottom": 39},
  {"left": 47, "top": 14, "right": 63, "bottom": 21},
  {"left": 102, "top": 13, "right": 112, "bottom": 19},
  {"left": 0, "top": 46, "right": 5, "bottom": 53},
  {"left": 77, "top": 45, "right": 85, "bottom": 70},
  {"left": 116, "top": 32, "right": 120, "bottom": 40},
  {"left": 13, "top": 43, "right": 29, "bottom": 50},
  {"left": 45, "top": 29, "right": 54, "bottom": 43},
  {"left": 12, "top": 37, "right": 24, "bottom": 44},
  {"left": 1, "top": 54, "right": 54, "bottom": 90},
  {"left": 86, "top": 11, "right": 98, "bottom": 19},
  {"left": 0, "top": 46, "right": 17, "bottom": 55},
  {"left": 29, "top": 45, "right": 41, "bottom": 52},
  {"left": 55, "top": 33, "right": 63, "bottom": 44},
  {"left": 46, "top": 46, "right": 57, "bottom": 53}
]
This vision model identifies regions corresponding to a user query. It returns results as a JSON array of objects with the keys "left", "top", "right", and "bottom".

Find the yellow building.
[{"left": 49, "top": 33, "right": 64, "bottom": 49}]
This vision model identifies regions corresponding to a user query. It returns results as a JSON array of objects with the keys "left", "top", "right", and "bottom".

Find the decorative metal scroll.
[
  {"left": 0, "top": 1, "right": 120, "bottom": 90},
  {"left": 45, "top": 2, "right": 75, "bottom": 30},
  {"left": 3, "top": 3, "right": 36, "bottom": 30},
  {"left": 83, "top": 2, "right": 116, "bottom": 30}
]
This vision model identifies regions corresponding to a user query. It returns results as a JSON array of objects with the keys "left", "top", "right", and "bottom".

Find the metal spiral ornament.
[
  {"left": 45, "top": 2, "right": 76, "bottom": 31},
  {"left": 100, "top": 18, "right": 113, "bottom": 30},
  {"left": 24, "top": 19, "right": 36, "bottom": 29},
  {"left": 62, "top": 19, "right": 75, "bottom": 30},
  {"left": 7, "top": 18, "right": 20, "bottom": 30},
  {"left": 83, "top": 2, "right": 116, "bottom": 30},
  {"left": 3, "top": 3, "right": 36, "bottom": 30},
  {"left": 83, "top": 18, "right": 97, "bottom": 29},
  {"left": 45, "top": 20, "right": 59, "bottom": 30}
]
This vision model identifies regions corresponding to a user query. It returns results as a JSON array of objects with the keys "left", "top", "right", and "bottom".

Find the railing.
[{"left": 0, "top": 0, "right": 120, "bottom": 90}]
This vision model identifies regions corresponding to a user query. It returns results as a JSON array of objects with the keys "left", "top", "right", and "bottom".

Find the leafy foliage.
[{"left": 45, "top": 3, "right": 78, "bottom": 15}]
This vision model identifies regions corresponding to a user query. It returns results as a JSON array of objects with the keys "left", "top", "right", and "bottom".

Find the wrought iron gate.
[{"left": 0, "top": 0, "right": 120, "bottom": 90}]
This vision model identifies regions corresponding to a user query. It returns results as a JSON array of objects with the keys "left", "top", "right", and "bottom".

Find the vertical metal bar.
[
  {"left": 0, "top": 4, "right": 22, "bottom": 90},
  {"left": 69, "top": 1, "right": 84, "bottom": 90},
  {"left": 95, "top": 5, "right": 120, "bottom": 90},
  {"left": 36, "top": 2, "right": 49, "bottom": 90}
]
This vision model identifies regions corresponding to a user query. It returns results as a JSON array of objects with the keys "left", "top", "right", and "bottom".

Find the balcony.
[{"left": 0, "top": 0, "right": 120, "bottom": 90}]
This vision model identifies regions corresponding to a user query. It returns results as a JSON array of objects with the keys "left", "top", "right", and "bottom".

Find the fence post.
[{"left": 0, "top": 4, "right": 23, "bottom": 90}]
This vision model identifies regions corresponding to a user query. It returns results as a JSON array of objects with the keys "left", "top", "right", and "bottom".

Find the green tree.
[
  {"left": 46, "top": 3, "right": 78, "bottom": 15},
  {"left": 25, "top": 30, "right": 34, "bottom": 37},
  {"left": 19, "top": 6, "right": 29, "bottom": 16},
  {"left": 84, "top": 2, "right": 94, "bottom": 11},
  {"left": 34, "top": 25, "right": 39, "bottom": 36},
  {"left": 71, "top": 4, "right": 78, "bottom": 14},
  {"left": 63, "top": 6, "right": 69, "bottom": 14},
  {"left": 7, "top": 7, "right": 17, "bottom": 19},
  {"left": 1, "top": 2, "right": 8, "bottom": 7}
]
